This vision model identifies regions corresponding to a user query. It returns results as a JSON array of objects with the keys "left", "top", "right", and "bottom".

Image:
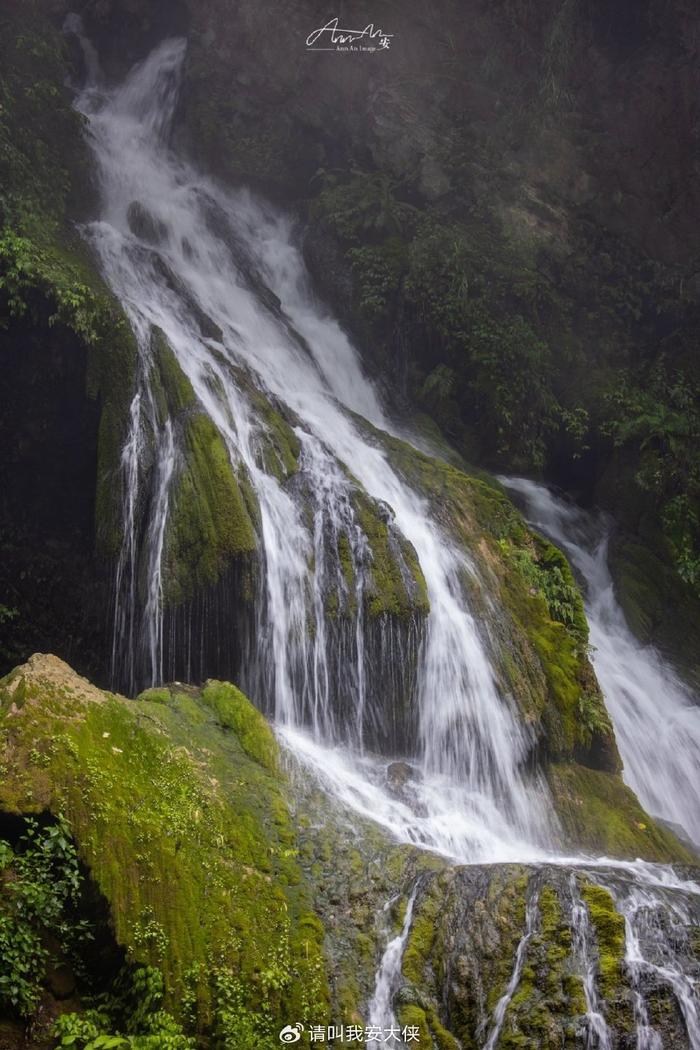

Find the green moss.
[
  {"left": 337, "top": 533, "right": 356, "bottom": 594},
  {"left": 396, "top": 1002, "right": 460, "bottom": 1050},
  {"left": 143, "top": 331, "right": 260, "bottom": 605},
  {"left": 487, "top": 880, "right": 588, "bottom": 1049},
  {"left": 402, "top": 887, "right": 440, "bottom": 985},
  {"left": 548, "top": 762, "right": 694, "bottom": 862},
  {"left": 137, "top": 686, "right": 172, "bottom": 705},
  {"left": 0, "top": 655, "right": 329, "bottom": 1036},
  {"left": 201, "top": 679, "right": 278, "bottom": 772},
  {"left": 254, "top": 397, "right": 300, "bottom": 480},
  {"left": 580, "top": 883, "right": 625, "bottom": 1000},
  {"left": 397, "top": 1004, "right": 429, "bottom": 1046},
  {"left": 164, "top": 411, "right": 257, "bottom": 604},
  {"left": 151, "top": 329, "right": 197, "bottom": 415},
  {"left": 354, "top": 491, "right": 429, "bottom": 618}
]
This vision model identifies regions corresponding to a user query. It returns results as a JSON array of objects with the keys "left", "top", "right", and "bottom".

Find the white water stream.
[
  {"left": 570, "top": 874, "right": 614, "bottom": 1050},
  {"left": 502, "top": 477, "right": 700, "bottom": 849},
  {"left": 367, "top": 886, "right": 420, "bottom": 1031}
]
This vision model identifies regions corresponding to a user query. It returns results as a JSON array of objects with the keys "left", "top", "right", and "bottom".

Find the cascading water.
[
  {"left": 599, "top": 867, "right": 700, "bottom": 1050},
  {"left": 65, "top": 25, "right": 700, "bottom": 1041},
  {"left": 502, "top": 477, "right": 700, "bottom": 849},
  {"left": 69, "top": 28, "right": 549, "bottom": 861},
  {"left": 367, "top": 885, "right": 420, "bottom": 1031}
]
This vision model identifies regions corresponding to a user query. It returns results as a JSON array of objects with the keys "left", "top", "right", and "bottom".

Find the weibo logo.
[{"left": 279, "top": 1023, "right": 304, "bottom": 1043}]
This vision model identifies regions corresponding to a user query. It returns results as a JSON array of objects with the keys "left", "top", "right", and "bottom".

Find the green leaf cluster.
[{"left": 0, "top": 815, "right": 86, "bottom": 1016}]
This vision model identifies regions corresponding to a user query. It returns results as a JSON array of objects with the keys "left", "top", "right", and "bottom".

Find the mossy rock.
[
  {"left": 201, "top": 678, "right": 277, "bottom": 771},
  {"left": 580, "top": 882, "right": 626, "bottom": 1000},
  {"left": 148, "top": 332, "right": 260, "bottom": 605},
  {"left": 393, "top": 864, "right": 700, "bottom": 1050},
  {"left": 353, "top": 490, "right": 429, "bottom": 619},
  {"left": 547, "top": 762, "right": 695, "bottom": 863},
  {"left": 358, "top": 420, "right": 619, "bottom": 771},
  {"left": 0, "top": 654, "right": 329, "bottom": 1037}
]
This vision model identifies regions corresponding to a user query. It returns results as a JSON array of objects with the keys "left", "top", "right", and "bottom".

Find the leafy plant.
[
  {"left": 312, "top": 169, "right": 418, "bottom": 242},
  {"left": 0, "top": 815, "right": 87, "bottom": 1016},
  {"left": 53, "top": 966, "right": 194, "bottom": 1050}
]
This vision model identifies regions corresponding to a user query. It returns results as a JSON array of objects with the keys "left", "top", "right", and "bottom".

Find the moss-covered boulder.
[{"left": 0, "top": 654, "right": 329, "bottom": 1044}]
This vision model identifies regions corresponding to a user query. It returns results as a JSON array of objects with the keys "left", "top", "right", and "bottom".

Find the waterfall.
[
  {"left": 501, "top": 477, "right": 700, "bottom": 848},
  {"left": 618, "top": 878, "right": 700, "bottom": 1050},
  {"left": 61, "top": 23, "right": 700, "bottom": 1043},
  {"left": 67, "top": 29, "right": 550, "bottom": 861}
]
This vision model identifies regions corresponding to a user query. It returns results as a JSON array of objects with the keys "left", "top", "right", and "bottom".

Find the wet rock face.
[{"left": 392, "top": 864, "right": 700, "bottom": 1050}]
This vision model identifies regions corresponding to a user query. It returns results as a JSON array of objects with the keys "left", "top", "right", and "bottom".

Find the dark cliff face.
[
  {"left": 42, "top": 0, "right": 700, "bottom": 266},
  {"left": 0, "top": 311, "right": 109, "bottom": 681}
]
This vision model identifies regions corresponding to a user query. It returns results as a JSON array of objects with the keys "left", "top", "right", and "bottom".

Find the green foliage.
[
  {"left": 404, "top": 217, "right": 561, "bottom": 468},
  {"left": 606, "top": 363, "right": 700, "bottom": 592},
  {"left": 53, "top": 966, "right": 194, "bottom": 1050},
  {"left": 313, "top": 182, "right": 566, "bottom": 469},
  {"left": 0, "top": 9, "right": 86, "bottom": 233},
  {"left": 312, "top": 170, "right": 418, "bottom": 242},
  {"left": 0, "top": 228, "right": 100, "bottom": 342},
  {"left": 500, "top": 538, "right": 586, "bottom": 639},
  {"left": 347, "top": 240, "right": 406, "bottom": 321},
  {"left": 0, "top": 7, "right": 138, "bottom": 560},
  {"left": 0, "top": 815, "right": 86, "bottom": 1016}
]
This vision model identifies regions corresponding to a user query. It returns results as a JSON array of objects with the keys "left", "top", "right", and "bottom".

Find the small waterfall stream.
[
  {"left": 502, "top": 477, "right": 700, "bottom": 849},
  {"left": 367, "top": 885, "right": 420, "bottom": 1031},
  {"left": 483, "top": 893, "right": 540, "bottom": 1050},
  {"left": 620, "top": 883, "right": 700, "bottom": 1049},
  {"left": 570, "top": 875, "right": 614, "bottom": 1050}
]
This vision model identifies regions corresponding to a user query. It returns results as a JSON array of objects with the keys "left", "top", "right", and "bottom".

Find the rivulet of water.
[
  {"left": 367, "top": 884, "right": 420, "bottom": 1030},
  {"left": 483, "top": 893, "right": 540, "bottom": 1050},
  {"left": 570, "top": 875, "right": 613, "bottom": 1050}
]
